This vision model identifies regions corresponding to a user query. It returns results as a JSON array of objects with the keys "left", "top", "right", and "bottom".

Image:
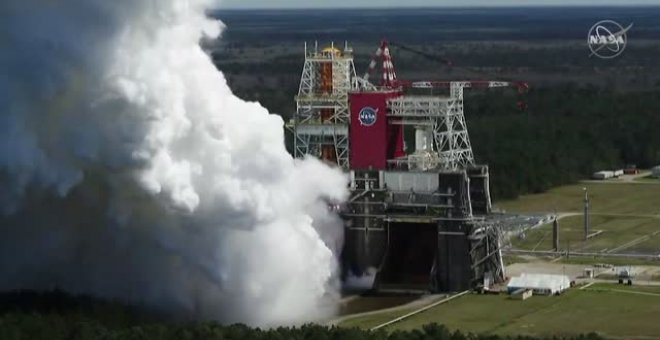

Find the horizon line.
[{"left": 217, "top": 4, "right": 660, "bottom": 10}]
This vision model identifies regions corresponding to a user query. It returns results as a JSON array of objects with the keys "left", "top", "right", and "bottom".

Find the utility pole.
[
  {"left": 583, "top": 187, "right": 590, "bottom": 241},
  {"left": 553, "top": 215, "right": 560, "bottom": 252}
]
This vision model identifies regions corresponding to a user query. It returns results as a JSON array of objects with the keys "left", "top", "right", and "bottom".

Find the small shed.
[
  {"left": 584, "top": 268, "right": 594, "bottom": 279},
  {"left": 592, "top": 171, "right": 614, "bottom": 180},
  {"left": 510, "top": 288, "right": 533, "bottom": 301},
  {"left": 652, "top": 166, "right": 660, "bottom": 179},
  {"left": 507, "top": 274, "right": 571, "bottom": 296}
]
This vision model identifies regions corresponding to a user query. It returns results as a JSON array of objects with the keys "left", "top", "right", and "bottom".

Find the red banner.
[{"left": 349, "top": 91, "right": 402, "bottom": 169}]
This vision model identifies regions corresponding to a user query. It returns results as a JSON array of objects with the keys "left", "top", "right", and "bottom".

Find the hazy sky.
[{"left": 221, "top": 0, "right": 660, "bottom": 9}]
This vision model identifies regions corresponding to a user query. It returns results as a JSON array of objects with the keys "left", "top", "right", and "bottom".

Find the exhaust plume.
[{"left": 0, "top": 0, "right": 347, "bottom": 326}]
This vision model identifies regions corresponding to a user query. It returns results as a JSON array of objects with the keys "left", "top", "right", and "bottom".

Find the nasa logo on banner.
[
  {"left": 588, "top": 20, "right": 633, "bottom": 59},
  {"left": 358, "top": 107, "right": 378, "bottom": 126}
]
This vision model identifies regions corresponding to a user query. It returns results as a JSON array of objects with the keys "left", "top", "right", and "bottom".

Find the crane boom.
[
  {"left": 363, "top": 40, "right": 528, "bottom": 93},
  {"left": 402, "top": 80, "right": 528, "bottom": 91},
  {"left": 388, "top": 41, "right": 453, "bottom": 67}
]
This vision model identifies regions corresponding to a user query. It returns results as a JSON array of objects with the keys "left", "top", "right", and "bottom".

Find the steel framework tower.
[
  {"left": 362, "top": 41, "right": 525, "bottom": 171},
  {"left": 387, "top": 89, "right": 473, "bottom": 171},
  {"left": 387, "top": 82, "right": 516, "bottom": 171},
  {"left": 292, "top": 42, "right": 357, "bottom": 168}
]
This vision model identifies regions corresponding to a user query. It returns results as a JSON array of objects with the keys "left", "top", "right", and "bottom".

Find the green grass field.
[
  {"left": 585, "top": 283, "right": 660, "bottom": 295},
  {"left": 511, "top": 215, "right": 660, "bottom": 253},
  {"left": 554, "top": 256, "right": 660, "bottom": 267},
  {"left": 341, "top": 284, "right": 660, "bottom": 338},
  {"left": 339, "top": 307, "right": 418, "bottom": 329},
  {"left": 496, "top": 183, "right": 660, "bottom": 215},
  {"left": 635, "top": 175, "right": 660, "bottom": 183},
  {"left": 497, "top": 182, "right": 660, "bottom": 255}
]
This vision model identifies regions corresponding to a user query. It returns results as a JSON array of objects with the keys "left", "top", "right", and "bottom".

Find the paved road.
[
  {"left": 327, "top": 293, "right": 446, "bottom": 326},
  {"left": 579, "top": 278, "right": 660, "bottom": 287},
  {"left": 505, "top": 248, "right": 660, "bottom": 259},
  {"left": 581, "top": 171, "right": 660, "bottom": 185},
  {"left": 370, "top": 291, "right": 470, "bottom": 331},
  {"left": 621, "top": 171, "right": 653, "bottom": 182}
]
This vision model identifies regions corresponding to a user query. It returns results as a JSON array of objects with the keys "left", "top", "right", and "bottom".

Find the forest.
[
  {"left": 0, "top": 291, "right": 605, "bottom": 340},
  {"left": 467, "top": 85, "right": 660, "bottom": 199}
]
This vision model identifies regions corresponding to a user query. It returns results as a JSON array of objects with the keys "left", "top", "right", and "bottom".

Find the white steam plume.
[{"left": 0, "top": 0, "right": 347, "bottom": 326}]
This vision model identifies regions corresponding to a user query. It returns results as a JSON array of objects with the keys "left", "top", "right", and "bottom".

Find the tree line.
[
  {"left": 467, "top": 84, "right": 660, "bottom": 199},
  {"left": 0, "top": 317, "right": 607, "bottom": 340},
  {"left": 0, "top": 291, "right": 607, "bottom": 340}
]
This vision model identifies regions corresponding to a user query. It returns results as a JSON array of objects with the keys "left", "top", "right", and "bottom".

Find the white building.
[
  {"left": 592, "top": 171, "right": 614, "bottom": 180},
  {"left": 653, "top": 166, "right": 660, "bottom": 179},
  {"left": 507, "top": 274, "right": 571, "bottom": 295}
]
